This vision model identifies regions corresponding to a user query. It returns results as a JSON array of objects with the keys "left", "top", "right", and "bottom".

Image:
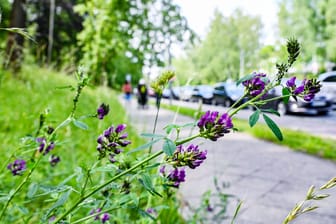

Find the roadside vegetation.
[{"left": 159, "top": 103, "right": 336, "bottom": 161}]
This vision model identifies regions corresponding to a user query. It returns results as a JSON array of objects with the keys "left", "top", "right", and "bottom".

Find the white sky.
[{"left": 173, "top": 0, "right": 279, "bottom": 46}]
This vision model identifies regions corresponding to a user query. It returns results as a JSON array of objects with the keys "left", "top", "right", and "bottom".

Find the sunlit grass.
[{"left": 160, "top": 103, "right": 336, "bottom": 161}]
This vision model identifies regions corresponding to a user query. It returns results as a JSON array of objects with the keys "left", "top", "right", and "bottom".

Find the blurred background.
[{"left": 1, "top": 0, "right": 336, "bottom": 96}]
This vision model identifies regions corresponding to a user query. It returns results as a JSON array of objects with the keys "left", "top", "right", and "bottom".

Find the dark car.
[
  {"left": 260, "top": 86, "right": 332, "bottom": 115},
  {"left": 190, "top": 85, "right": 214, "bottom": 104},
  {"left": 212, "top": 82, "right": 246, "bottom": 107}
]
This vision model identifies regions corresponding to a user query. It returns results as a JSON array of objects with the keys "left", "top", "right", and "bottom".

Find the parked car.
[
  {"left": 212, "top": 82, "right": 246, "bottom": 107},
  {"left": 190, "top": 85, "right": 214, "bottom": 104},
  {"left": 318, "top": 71, "right": 336, "bottom": 109},
  {"left": 260, "top": 84, "right": 332, "bottom": 115},
  {"left": 177, "top": 85, "right": 194, "bottom": 101}
]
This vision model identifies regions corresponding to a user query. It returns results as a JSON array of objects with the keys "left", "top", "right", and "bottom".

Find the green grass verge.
[{"left": 160, "top": 103, "right": 336, "bottom": 161}]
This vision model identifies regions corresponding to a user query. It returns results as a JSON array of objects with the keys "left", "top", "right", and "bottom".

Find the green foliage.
[
  {"left": 277, "top": 0, "right": 336, "bottom": 65},
  {"left": 174, "top": 9, "right": 263, "bottom": 83},
  {"left": 75, "top": 0, "right": 194, "bottom": 88},
  {"left": 0, "top": 65, "right": 189, "bottom": 223}
]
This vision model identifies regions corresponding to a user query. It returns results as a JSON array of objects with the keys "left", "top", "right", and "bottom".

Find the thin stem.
[
  {"left": 148, "top": 96, "right": 161, "bottom": 154},
  {"left": 54, "top": 133, "right": 200, "bottom": 223},
  {"left": 228, "top": 83, "right": 276, "bottom": 117},
  {"left": 227, "top": 93, "right": 248, "bottom": 114},
  {"left": 53, "top": 150, "right": 164, "bottom": 223},
  {"left": 0, "top": 155, "right": 43, "bottom": 221}
]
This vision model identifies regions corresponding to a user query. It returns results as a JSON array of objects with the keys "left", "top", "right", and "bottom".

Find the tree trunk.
[{"left": 4, "top": 0, "right": 26, "bottom": 73}]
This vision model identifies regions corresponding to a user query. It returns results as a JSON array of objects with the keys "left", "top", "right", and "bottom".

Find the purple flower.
[
  {"left": 36, "top": 137, "right": 46, "bottom": 152},
  {"left": 101, "top": 213, "right": 110, "bottom": 223},
  {"left": 89, "top": 208, "right": 102, "bottom": 220},
  {"left": 198, "top": 111, "right": 233, "bottom": 141},
  {"left": 243, "top": 72, "right": 269, "bottom": 97},
  {"left": 167, "top": 168, "right": 186, "bottom": 188},
  {"left": 96, "top": 124, "right": 131, "bottom": 162},
  {"left": 159, "top": 166, "right": 166, "bottom": 175},
  {"left": 115, "top": 124, "right": 126, "bottom": 133},
  {"left": 288, "top": 78, "right": 322, "bottom": 101},
  {"left": 36, "top": 137, "right": 55, "bottom": 155},
  {"left": 286, "top": 76, "right": 296, "bottom": 88},
  {"left": 7, "top": 159, "right": 26, "bottom": 176},
  {"left": 49, "top": 155, "right": 60, "bottom": 167},
  {"left": 294, "top": 85, "right": 304, "bottom": 95},
  {"left": 97, "top": 103, "right": 109, "bottom": 120},
  {"left": 45, "top": 142, "right": 55, "bottom": 155},
  {"left": 168, "top": 144, "right": 207, "bottom": 169}
]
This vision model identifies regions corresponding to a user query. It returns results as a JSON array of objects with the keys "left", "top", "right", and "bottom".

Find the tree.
[
  {"left": 27, "top": 0, "right": 84, "bottom": 67},
  {"left": 4, "top": 0, "right": 26, "bottom": 72},
  {"left": 180, "top": 9, "right": 262, "bottom": 83},
  {"left": 276, "top": 0, "right": 336, "bottom": 71},
  {"left": 75, "top": 0, "right": 195, "bottom": 88}
]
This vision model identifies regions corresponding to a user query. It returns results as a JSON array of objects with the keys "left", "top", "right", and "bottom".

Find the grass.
[
  {"left": 0, "top": 65, "right": 186, "bottom": 223},
  {"left": 159, "top": 103, "right": 336, "bottom": 161}
]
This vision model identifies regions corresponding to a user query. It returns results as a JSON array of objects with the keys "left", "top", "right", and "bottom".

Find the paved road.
[
  {"left": 121, "top": 97, "right": 336, "bottom": 224},
  {"left": 159, "top": 98, "right": 336, "bottom": 140}
]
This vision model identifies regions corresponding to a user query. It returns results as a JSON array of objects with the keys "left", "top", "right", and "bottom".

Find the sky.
[{"left": 172, "top": 0, "right": 279, "bottom": 54}]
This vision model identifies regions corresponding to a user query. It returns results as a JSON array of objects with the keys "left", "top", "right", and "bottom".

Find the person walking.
[
  {"left": 137, "top": 78, "right": 148, "bottom": 109},
  {"left": 122, "top": 80, "right": 132, "bottom": 104}
]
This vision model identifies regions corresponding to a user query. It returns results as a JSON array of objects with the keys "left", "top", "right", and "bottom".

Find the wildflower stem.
[
  {"left": 54, "top": 134, "right": 200, "bottom": 223},
  {"left": 148, "top": 96, "right": 161, "bottom": 154},
  {"left": 54, "top": 150, "right": 164, "bottom": 223},
  {"left": 0, "top": 155, "right": 43, "bottom": 221}
]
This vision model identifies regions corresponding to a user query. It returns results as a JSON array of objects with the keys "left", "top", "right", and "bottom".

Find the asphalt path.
[
  {"left": 158, "top": 98, "right": 336, "bottom": 140},
  {"left": 121, "top": 96, "right": 336, "bottom": 224}
]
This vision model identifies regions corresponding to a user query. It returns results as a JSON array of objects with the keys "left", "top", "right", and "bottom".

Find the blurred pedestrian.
[
  {"left": 137, "top": 78, "right": 148, "bottom": 109},
  {"left": 122, "top": 80, "right": 132, "bottom": 103}
]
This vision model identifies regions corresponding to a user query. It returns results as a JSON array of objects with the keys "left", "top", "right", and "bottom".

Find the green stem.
[
  {"left": 0, "top": 155, "right": 43, "bottom": 221},
  {"left": 228, "top": 83, "right": 276, "bottom": 117},
  {"left": 227, "top": 93, "right": 248, "bottom": 114},
  {"left": 53, "top": 150, "right": 164, "bottom": 223},
  {"left": 256, "top": 94, "right": 291, "bottom": 104},
  {"left": 54, "top": 134, "right": 200, "bottom": 223},
  {"left": 148, "top": 96, "right": 161, "bottom": 154}
]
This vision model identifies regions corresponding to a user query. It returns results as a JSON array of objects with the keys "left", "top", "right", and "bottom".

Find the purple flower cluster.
[
  {"left": 168, "top": 144, "right": 207, "bottom": 169},
  {"left": 160, "top": 166, "right": 186, "bottom": 188},
  {"left": 96, "top": 124, "right": 131, "bottom": 162},
  {"left": 7, "top": 159, "right": 26, "bottom": 176},
  {"left": 36, "top": 137, "right": 55, "bottom": 155},
  {"left": 97, "top": 103, "right": 110, "bottom": 120},
  {"left": 198, "top": 111, "right": 233, "bottom": 141},
  {"left": 286, "top": 77, "right": 321, "bottom": 101},
  {"left": 243, "top": 72, "right": 269, "bottom": 97},
  {"left": 89, "top": 208, "right": 110, "bottom": 223}
]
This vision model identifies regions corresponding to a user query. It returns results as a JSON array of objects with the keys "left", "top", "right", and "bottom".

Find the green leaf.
[
  {"left": 140, "top": 133, "right": 166, "bottom": 139},
  {"left": 163, "top": 139, "right": 176, "bottom": 156},
  {"left": 236, "top": 73, "right": 255, "bottom": 86},
  {"left": 73, "top": 119, "right": 88, "bottom": 130},
  {"left": 57, "top": 118, "right": 72, "bottom": 129},
  {"left": 249, "top": 110, "right": 260, "bottom": 127},
  {"left": 127, "top": 139, "right": 161, "bottom": 154},
  {"left": 261, "top": 109, "right": 281, "bottom": 116},
  {"left": 44, "top": 190, "right": 72, "bottom": 219},
  {"left": 282, "top": 87, "right": 291, "bottom": 104},
  {"left": 164, "top": 124, "right": 179, "bottom": 135},
  {"left": 27, "top": 182, "right": 38, "bottom": 198},
  {"left": 263, "top": 114, "right": 283, "bottom": 141},
  {"left": 138, "top": 174, "right": 162, "bottom": 197},
  {"left": 231, "top": 201, "right": 243, "bottom": 224}
]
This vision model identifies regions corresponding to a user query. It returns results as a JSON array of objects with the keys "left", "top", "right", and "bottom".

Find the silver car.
[{"left": 318, "top": 71, "right": 336, "bottom": 109}]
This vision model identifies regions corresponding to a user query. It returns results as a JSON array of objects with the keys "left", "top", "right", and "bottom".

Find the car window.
[{"left": 323, "top": 76, "right": 336, "bottom": 82}]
